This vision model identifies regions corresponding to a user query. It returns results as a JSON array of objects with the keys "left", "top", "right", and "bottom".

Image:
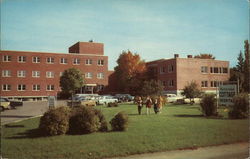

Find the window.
[
  {"left": 2, "top": 70, "right": 11, "bottom": 77},
  {"left": 3, "top": 55, "right": 11, "bottom": 62},
  {"left": 97, "top": 73, "right": 104, "bottom": 79},
  {"left": 47, "top": 85, "right": 54, "bottom": 91},
  {"left": 219, "top": 67, "right": 222, "bottom": 74},
  {"left": 18, "top": 84, "right": 26, "bottom": 91},
  {"left": 168, "top": 65, "right": 174, "bottom": 73},
  {"left": 85, "top": 59, "right": 92, "bottom": 65},
  {"left": 17, "top": 70, "right": 26, "bottom": 77},
  {"left": 168, "top": 80, "right": 174, "bottom": 87},
  {"left": 60, "top": 72, "right": 63, "bottom": 77},
  {"left": 18, "top": 56, "right": 26, "bottom": 63},
  {"left": 2, "top": 84, "right": 11, "bottom": 91},
  {"left": 160, "top": 67, "right": 166, "bottom": 74},
  {"left": 210, "top": 67, "right": 213, "bottom": 73},
  {"left": 60, "top": 58, "right": 67, "bottom": 64},
  {"left": 32, "top": 71, "right": 40, "bottom": 78},
  {"left": 47, "top": 57, "right": 54, "bottom": 64},
  {"left": 201, "top": 66, "right": 208, "bottom": 73},
  {"left": 73, "top": 58, "right": 80, "bottom": 65},
  {"left": 97, "top": 59, "right": 104, "bottom": 66},
  {"left": 223, "top": 67, "right": 228, "bottom": 73},
  {"left": 210, "top": 81, "right": 221, "bottom": 87},
  {"left": 201, "top": 81, "right": 208, "bottom": 87},
  {"left": 33, "top": 57, "right": 41, "bottom": 63},
  {"left": 214, "top": 67, "right": 219, "bottom": 73},
  {"left": 46, "top": 71, "right": 54, "bottom": 78},
  {"left": 85, "top": 72, "right": 92, "bottom": 79},
  {"left": 163, "top": 81, "right": 167, "bottom": 86},
  {"left": 32, "top": 85, "right": 40, "bottom": 91}
]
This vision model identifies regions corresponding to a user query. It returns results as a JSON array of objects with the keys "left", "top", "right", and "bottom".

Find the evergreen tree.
[
  {"left": 236, "top": 51, "right": 244, "bottom": 73},
  {"left": 243, "top": 40, "right": 249, "bottom": 92}
]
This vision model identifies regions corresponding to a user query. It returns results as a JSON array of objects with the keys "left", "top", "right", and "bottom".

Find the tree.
[
  {"left": 114, "top": 50, "right": 146, "bottom": 94},
  {"left": 140, "top": 80, "right": 164, "bottom": 96},
  {"left": 194, "top": 53, "right": 215, "bottom": 59},
  {"left": 229, "top": 67, "right": 244, "bottom": 92},
  {"left": 236, "top": 51, "right": 244, "bottom": 73},
  {"left": 60, "top": 68, "right": 84, "bottom": 103},
  {"left": 243, "top": 40, "right": 249, "bottom": 92},
  {"left": 181, "top": 81, "right": 201, "bottom": 104}
]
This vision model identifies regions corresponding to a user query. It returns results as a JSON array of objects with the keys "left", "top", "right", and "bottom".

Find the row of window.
[
  {"left": 159, "top": 65, "right": 174, "bottom": 74},
  {"left": 201, "top": 66, "right": 228, "bottom": 74},
  {"left": 2, "top": 84, "right": 55, "bottom": 91},
  {"left": 2, "top": 55, "right": 105, "bottom": 66},
  {"left": 2, "top": 70, "right": 105, "bottom": 79},
  {"left": 201, "top": 81, "right": 224, "bottom": 88},
  {"left": 161, "top": 80, "right": 175, "bottom": 87}
]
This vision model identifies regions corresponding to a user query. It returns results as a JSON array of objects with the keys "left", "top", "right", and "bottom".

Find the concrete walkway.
[{"left": 110, "top": 142, "right": 249, "bottom": 159}]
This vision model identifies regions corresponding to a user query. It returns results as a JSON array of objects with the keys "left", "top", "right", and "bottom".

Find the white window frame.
[
  {"left": 168, "top": 65, "right": 174, "bottom": 73},
  {"left": 201, "top": 81, "right": 208, "bottom": 87},
  {"left": 59, "top": 72, "right": 63, "bottom": 77},
  {"left": 85, "top": 59, "right": 92, "bottom": 65},
  {"left": 18, "top": 56, "right": 26, "bottom": 63},
  {"left": 97, "top": 59, "right": 104, "bottom": 66},
  {"left": 3, "top": 55, "right": 11, "bottom": 62},
  {"left": 85, "top": 72, "right": 92, "bottom": 79},
  {"left": 2, "top": 84, "right": 11, "bottom": 91},
  {"left": 168, "top": 80, "right": 174, "bottom": 87},
  {"left": 97, "top": 72, "right": 104, "bottom": 79},
  {"left": 32, "top": 71, "right": 40, "bottom": 78},
  {"left": 47, "top": 57, "right": 54, "bottom": 64},
  {"left": 47, "top": 85, "right": 55, "bottom": 91},
  {"left": 33, "top": 57, "right": 41, "bottom": 63},
  {"left": 2, "top": 70, "right": 11, "bottom": 77},
  {"left": 201, "top": 66, "right": 208, "bottom": 73},
  {"left": 17, "top": 70, "right": 26, "bottom": 77},
  {"left": 32, "top": 85, "right": 41, "bottom": 91},
  {"left": 73, "top": 58, "right": 80, "bottom": 65},
  {"left": 46, "top": 71, "right": 54, "bottom": 78},
  {"left": 60, "top": 58, "right": 67, "bottom": 64},
  {"left": 17, "top": 84, "right": 26, "bottom": 91}
]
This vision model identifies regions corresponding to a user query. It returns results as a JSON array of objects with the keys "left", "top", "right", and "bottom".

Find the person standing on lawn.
[
  {"left": 146, "top": 96, "right": 152, "bottom": 115},
  {"left": 137, "top": 96, "right": 143, "bottom": 115},
  {"left": 158, "top": 96, "right": 164, "bottom": 113},
  {"left": 153, "top": 97, "right": 159, "bottom": 114}
]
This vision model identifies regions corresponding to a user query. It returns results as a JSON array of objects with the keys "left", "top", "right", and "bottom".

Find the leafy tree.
[
  {"left": 60, "top": 68, "right": 84, "bottom": 102},
  {"left": 114, "top": 50, "right": 146, "bottom": 94},
  {"left": 236, "top": 51, "right": 245, "bottom": 73},
  {"left": 243, "top": 40, "right": 249, "bottom": 92},
  {"left": 194, "top": 53, "right": 215, "bottom": 59},
  {"left": 229, "top": 67, "right": 244, "bottom": 92},
  {"left": 140, "top": 80, "right": 163, "bottom": 96},
  {"left": 181, "top": 81, "right": 201, "bottom": 104}
]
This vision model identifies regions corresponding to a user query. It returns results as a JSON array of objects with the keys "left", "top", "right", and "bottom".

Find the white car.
[
  {"left": 164, "top": 94, "right": 183, "bottom": 103},
  {"left": 97, "top": 96, "right": 118, "bottom": 105}
]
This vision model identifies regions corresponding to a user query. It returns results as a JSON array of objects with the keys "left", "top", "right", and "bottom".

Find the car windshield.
[{"left": 0, "top": 98, "right": 9, "bottom": 102}]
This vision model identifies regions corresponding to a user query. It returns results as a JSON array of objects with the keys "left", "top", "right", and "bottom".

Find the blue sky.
[{"left": 1, "top": 0, "right": 249, "bottom": 70}]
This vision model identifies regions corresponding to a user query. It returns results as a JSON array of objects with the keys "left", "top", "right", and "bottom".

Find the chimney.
[
  {"left": 187, "top": 55, "right": 193, "bottom": 58},
  {"left": 174, "top": 54, "right": 179, "bottom": 58}
]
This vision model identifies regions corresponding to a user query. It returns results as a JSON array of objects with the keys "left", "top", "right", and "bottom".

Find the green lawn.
[{"left": 1, "top": 104, "right": 248, "bottom": 159}]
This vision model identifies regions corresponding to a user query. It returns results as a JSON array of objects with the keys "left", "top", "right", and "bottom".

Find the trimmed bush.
[
  {"left": 39, "top": 106, "right": 71, "bottom": 136},
  {"left": 107, "top": 102, "right": 118, "bottom": 107},
  {"left": 69, "top": 106, "right": 100, "bottom": 134},
  {"left": 93, "top": 109, "right": 108, "bottom": 132},
  {"left": 200, "top": 94, "right": 217, "bottom": 117},
  {"left": 229, "top": 93, "right": 249, "bottom": 119},
  {"left": 110, "top": 111, "right": 128, "bottom": 131}
]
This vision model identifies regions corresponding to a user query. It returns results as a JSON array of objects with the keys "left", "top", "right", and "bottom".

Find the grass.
[{"left": 1, "top": 104, "right": 249, "bottom": 159}]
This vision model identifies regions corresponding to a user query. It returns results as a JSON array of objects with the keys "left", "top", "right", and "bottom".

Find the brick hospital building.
[{"left": 0, "top": 41, "right": 110, "bottom": 100}]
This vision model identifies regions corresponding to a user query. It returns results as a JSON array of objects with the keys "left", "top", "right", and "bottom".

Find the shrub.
[
  {"left": 93, "top": 109, "right": 108, "bottom": 132},
  {"left": 200, "top": 94, "right": 217, "bottom": 117},
  {"left": 69, "top": 106, "right": 100, "bottom": 134},
  {"left": 229, "top": 93, "right": 249, "bottom": 119},
  {"left": 39, "top": 106, "right": 71, "bottom": 136},
  {"left": 110, "top": 111, "right": 128, "bottom": 131},
  {"left": 107, "top": 102, "right": 118, "bottom": 107}
]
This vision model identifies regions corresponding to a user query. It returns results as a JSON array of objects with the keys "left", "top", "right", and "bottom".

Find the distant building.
[
  {"left": 146, "top": 54, "right": 230, "bottom": 96},
  {"left": 0, "top": 41, "right": 109, "bottom": 100}
]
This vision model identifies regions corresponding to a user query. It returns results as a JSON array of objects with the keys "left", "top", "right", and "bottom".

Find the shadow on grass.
[
  {"left": 174, "top": 114, "right": 204, "bottom": 118},
  {"left": 6, "top": 128, "right": 45, "bottom": 139},
  {"left": 0, "top": 115, "right": 33, "bottom": 118},
  {"left": 4, "top": 124, "right": 25, "bottom": 128}
]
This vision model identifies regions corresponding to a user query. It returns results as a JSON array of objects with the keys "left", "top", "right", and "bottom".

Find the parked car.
[
  {"left": 68, "top": 96, "right": 96, "bottom": 107},
  {"left": 97, "top": 96, "right": 118, "bottom": 105},
  {"left": 0, "top": 97, "right": 11, "bottom": 111},
  {"left": 164, "top": 94, "right": 183, "bottom": 103},
  {"left": 115, "top": 94, "right": 134, "bottom": 102},
  {"left": 9, "top": 100, "right": 23, "bottom": 107}
]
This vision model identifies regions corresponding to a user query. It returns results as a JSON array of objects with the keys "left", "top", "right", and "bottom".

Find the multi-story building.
[
  {"left": 146, "top": 54, "right": 230, "bottom": 95},
  {"left": 0, "top": 41, "right": 109, "bottom": 100}
]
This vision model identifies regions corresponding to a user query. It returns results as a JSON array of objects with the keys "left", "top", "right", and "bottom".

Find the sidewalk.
[{"left": 109, "top": 142, "right": 249, "bottom": 159}]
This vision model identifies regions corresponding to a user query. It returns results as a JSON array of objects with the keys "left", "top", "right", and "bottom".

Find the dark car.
[
  {"left": 115, "top": 94, "right": 134, "bottom": 103},
  {"left": 10, "top": 100, "right": 23, "bottom": 107}
]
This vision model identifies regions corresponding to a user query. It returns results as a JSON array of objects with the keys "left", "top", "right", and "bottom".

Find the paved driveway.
[{"left": 0, "top": 100, "right": 67, "bottom": 125}]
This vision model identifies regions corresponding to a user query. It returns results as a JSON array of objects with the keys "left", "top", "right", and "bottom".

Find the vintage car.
[
  {"left": 67, "top": 96, "right": 96, "bottom": 107},
  {"left": 97, "top": 95, "right": 118, "bottom": 105},
  {"left": 0, "top": 97, "right": 11, "bottom": 111}
]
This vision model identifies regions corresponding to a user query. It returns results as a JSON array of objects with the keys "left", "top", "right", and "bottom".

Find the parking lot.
[{"left": 1, "top": 100, "right": 67, "bottom": 125}]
